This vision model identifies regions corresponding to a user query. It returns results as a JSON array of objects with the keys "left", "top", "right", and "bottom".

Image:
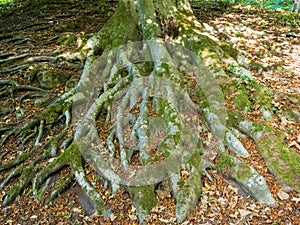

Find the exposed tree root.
[
  {"left": 1, "top": 0, "right": 300, "bottom": 224},
  {"left": 0, "top": 98, "right": 73, "bottom": 206},
  {"left": 0, "top": 53, "right": 32, "bottom": 64},
  {"left": 0, "top": 79, "right": 47, "bottom": 97},
  {"left": 230, "top": 111, "right": 300, "bottom": 191},
  {"left": 2, "top": 165, "right": 35, "bottom": 206}
]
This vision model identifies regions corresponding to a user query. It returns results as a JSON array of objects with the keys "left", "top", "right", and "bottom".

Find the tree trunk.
[
  {"left": 1, "top": 0, "right": 300, "bottom": 224},
  {"left": 294, "top": 0, "right": 300, "bottom": 13}
]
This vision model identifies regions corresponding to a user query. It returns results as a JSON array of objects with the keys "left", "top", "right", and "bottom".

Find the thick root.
[
  {"left": 2, "top": 165, "right": 34, "bottom": 206},
  {"left": 230, "top": 111, "right": 300, "bottom": 191}
]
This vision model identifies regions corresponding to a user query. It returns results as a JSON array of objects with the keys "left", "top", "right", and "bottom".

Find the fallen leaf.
[
  {"left": 128, "top": 213, "right": 137, "bottom": 220},
  {"left": 158, "top": 218, "right": 171, "bottom": 223},
  {"left": 238, "top": 209, "right": 252, "bottom": 218},
  {"left": 280, "top": 116, "right": 288, "bottom": 126},
  {"left": 72, "top": 207, "right": 82, "bottom": 213},
  {"left": 289, "top": 140, "right": 300, "bottom": 150},
  {"left": 156, "top": 189, "right": 171, "bottom": 199},
  {"left": 110, "top": 213, "right": 116, "bottom": 221},
  {"left": 291, "top": 197, "right": 300, "bottom": 203},
  {"left": 229, "top": 213, "right": 238, "bottom": 218},
  {"left": 277, "top": 191, "right": 289, "bottom": 200}
]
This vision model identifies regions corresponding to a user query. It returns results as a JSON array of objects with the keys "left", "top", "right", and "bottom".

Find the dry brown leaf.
[
  {"left": 156, "top": 190, "right": 171, "bottom": 199},
  {"left": 291, "top": 197, "right": 300, "bottom": 203},
  {"left": 288, "top": 140, "right": 300, "bottom": 150},
  {"left": 238, "top": 208, "right": 252, "bottom": 218}
]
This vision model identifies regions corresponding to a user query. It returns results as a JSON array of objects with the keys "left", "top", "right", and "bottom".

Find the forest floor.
[{"left": 0, "top": 0, "right": 299, "bottom": 224}]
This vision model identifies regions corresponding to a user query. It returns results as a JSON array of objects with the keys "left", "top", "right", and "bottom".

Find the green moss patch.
[
  {"left": 257, "top": 134, "right": 300, "bottom": 191},
  {"left": 233, "top": 86, "right": 251, "bottom": 112}
]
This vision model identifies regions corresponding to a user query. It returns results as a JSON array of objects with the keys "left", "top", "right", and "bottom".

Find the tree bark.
[{"left": 294, "top": 0, "right": 300, "bottom": 13}]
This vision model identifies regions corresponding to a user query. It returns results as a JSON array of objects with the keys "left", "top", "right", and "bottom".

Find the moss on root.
[
  {"left": 229, "top": 111, "right": 300, "bottom": 191},
  {"left": 127, "top": 185, "right": 157, "bottom": 223},
  {"left": 42, "top": 101, "right": 72, "bottom": 124},
  {"left": 216, "top": 152, "right": 234, "bottom": 175},
  {"left": 233, "top": 86, "right": 251, "bottom": 112},
  {"left": 2, "top": 166, "right": 35, "bottom": 206},
  {"left": 257, "top": 135, "right": 300, "bottom": 190}
]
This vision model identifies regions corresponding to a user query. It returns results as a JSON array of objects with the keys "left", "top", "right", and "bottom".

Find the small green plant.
[
  {"left": 0, "top": 0, "right": 13, "bottom": 12},
  {"left": 64, "top": 214, "right": 71, "bottom": 219},
  {"left": 207, "top": 197, "right": 211, "bottom": 203},
  {"left": 0, "top": 0, "right": 13, "bottom": 4},
  {"left": 189, "top": 0, "right": 295, "bottom": 12}
]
